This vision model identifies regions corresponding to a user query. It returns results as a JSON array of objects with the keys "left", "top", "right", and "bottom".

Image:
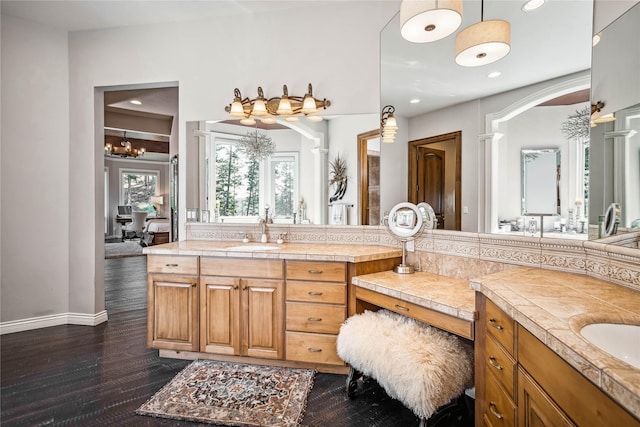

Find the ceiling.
[
  {"left": 381, "top": 0, "right": 594, "bottom": 118},
  {"left": 2, "top": 0, "right": 594, "bottom": 120}
]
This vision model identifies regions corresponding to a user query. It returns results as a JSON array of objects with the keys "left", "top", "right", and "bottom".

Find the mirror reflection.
[
  {"left": 188, "top": 114, "right": 380, "bottom": 225},
  {"left": 521, "top": 148, "right": 561, "bottom": 216}
]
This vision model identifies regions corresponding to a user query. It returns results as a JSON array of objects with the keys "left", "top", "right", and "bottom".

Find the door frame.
[
  {"left": 408, "top": 131, "right": 462, "bottom": 230},
  {"left": 357, "top": 129, "right": 381, "bottom": 225}
]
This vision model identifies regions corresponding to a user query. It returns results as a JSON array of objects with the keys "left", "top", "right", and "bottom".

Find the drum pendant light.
[
  {"left": 400, "top": 0, "right": 463, "bottom": 43},
  {"left": 455, "top": 0, "right": 511, "bottom": 67}
]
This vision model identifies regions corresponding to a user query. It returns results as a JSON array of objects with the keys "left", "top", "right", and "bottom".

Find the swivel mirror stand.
[{"left": 384, "top": 202, "right": 436, "bottom": 274}]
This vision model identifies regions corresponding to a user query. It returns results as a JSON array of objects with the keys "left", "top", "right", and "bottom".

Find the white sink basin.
[
  {"left": 580, "top": 323, "right": 640, "bottom": 369},
  {"left": 225, "top": 245, "right": 280, "bottom": 252}
]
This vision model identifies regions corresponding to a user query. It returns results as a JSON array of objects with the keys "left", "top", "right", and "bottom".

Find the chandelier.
[
  {"left": 225, "top": 83, "right": 330, "bottom": 125},
  {"left": 238, "top": 130, "right": 275, "bottom": 161},
  {"left": 104, "top": 131, "right": 146, "bottom": 158}
]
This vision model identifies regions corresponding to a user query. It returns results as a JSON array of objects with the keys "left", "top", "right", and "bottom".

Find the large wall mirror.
[
  {"left": 589, "top": 2, "right": 640, "bottom": 233},
  {"left": 378, "top": 0, "right": 638, "bottom": 240},
  {"left": 186, "top": 114, "right": 381, "bottom": 225}
]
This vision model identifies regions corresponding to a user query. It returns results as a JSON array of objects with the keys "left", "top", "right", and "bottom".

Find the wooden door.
[
  {"left": 408, "top": 131, "right": 461, "bottom": 230},
  {"left": 417, "top": 147, "right": 445, "bottom": 228},
  {"left": 200, "top": 276, "right": 240, "bottom": 355},
  {"left": 147, "top": 273, "right": 199, "bottom": 351},
  {"left": 241, "top": 278, "right": 284, "bottom": 359},
  {"left": 358, "top": 129, "right": 381, "bottom": 225}
]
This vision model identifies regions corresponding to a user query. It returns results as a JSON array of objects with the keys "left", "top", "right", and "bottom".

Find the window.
[
  {"left": 201, "top": 133, "right": 299, "bottom": 221},
  {"left": 120, "top": 169, "right": 159, "bottom": 212},
  {"left": 268, "top": 153, "right": 299, "bottom": 218}
]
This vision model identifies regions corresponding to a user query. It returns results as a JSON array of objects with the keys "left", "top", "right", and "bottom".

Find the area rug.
[
  {"left": 136, "top": 360, "right": 316, "bottom": 427},
  {"left": 105, "top": 241, "right": 143, "bottom": 258}
]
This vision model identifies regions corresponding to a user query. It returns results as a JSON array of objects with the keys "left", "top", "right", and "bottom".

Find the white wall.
[
  {"left": 0, "top": 2, "right": 397, "bottom": 325},
  {"left": 1, "top": 15, "right": 70, "bottom": 323}
]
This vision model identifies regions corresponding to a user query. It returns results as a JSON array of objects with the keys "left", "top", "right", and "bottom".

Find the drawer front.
[
  {"left": 286, "top": 302, "right": 345, "bottom": 334},
  {"left": 147, "top": 255, "right": 198, "bottom": 275},
  {"left": 285, "top": 331, "right": 343, "bottom": 365},
  {"left": 286, "top": 260, "right": 346, "bottom": 282},
  {"left": 286, "top": 280, "right": 346, "bottom": 305},
  {"left": 485, "top": 299, "right": 514, "bottom": 356},
  {"left": 485, "top": 370, "right": 516, "bottom": 427},
  {"left": 201, "top": 257, "right": 283, "bottom": 279},
  {"left": 485, "top": 334, "right": 516, "bottom": 399}
]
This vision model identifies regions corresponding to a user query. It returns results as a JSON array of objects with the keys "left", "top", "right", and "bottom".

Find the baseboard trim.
[{"left": 0, "top": 310, "right": 109, "bottom": 335}]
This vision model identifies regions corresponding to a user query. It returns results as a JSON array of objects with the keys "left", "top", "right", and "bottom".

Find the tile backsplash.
[{"left": 186, "top": 223, "right": 640, "bottom": 292}]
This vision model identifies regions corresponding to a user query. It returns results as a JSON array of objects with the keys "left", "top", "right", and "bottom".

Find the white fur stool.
[{"left": 336, "top": 309, "right": 474, "bottom": 426}]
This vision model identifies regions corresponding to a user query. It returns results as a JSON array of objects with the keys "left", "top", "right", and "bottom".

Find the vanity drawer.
[
  {"left": 286, "top": 280, "right": 346, "bottom": 304},
  {"left": 286, "top": 260, "right": 346, "bottom": 282},
  {"left": 484, "top": 369, "right": 516, "bottom": 427},
  {"left": 201, "top": 258, "right": 283, "bottom": 279},
  {"left": 485, "top": 334, "right": 516, "bottom": 399},
  {"left": 148, "top": 255, "right": 198, "bottom": 275},
  {"left": 286, "top": 302, "right": 345, "bottom": 334},
  {"left": 285, "top": 331, "right": 343, "bottom": 365},
  {"left": 485, "top": 299, "right": 515, "bottom": 356}
]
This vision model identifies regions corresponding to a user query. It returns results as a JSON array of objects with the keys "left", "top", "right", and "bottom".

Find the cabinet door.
[
  {"left": 518, "top": 368, "right": 576, "bottom": 427},
  {"left": 200, "top": 276, "right": 240, "bottom": 355},
  {"left": 242, "top": 278, "right": 284, "bottom": 360},
  {"left": 147, "top": 273, "right": 199, "bottom": 351}
]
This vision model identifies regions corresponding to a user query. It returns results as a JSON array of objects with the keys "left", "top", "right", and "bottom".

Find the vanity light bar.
[{"left": 225, "top": 84, "right": 330, "bottom": 123}]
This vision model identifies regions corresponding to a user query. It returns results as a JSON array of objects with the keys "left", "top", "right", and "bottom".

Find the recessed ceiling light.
[
  {"left": 488, "top": 71, "right": 502, "bottom": 78},
  {"left": 129, "top": 99, "right": 142, "bottom": 105},
  {"left": 522, "top": 0, "right": 545, "bottom": 12},
  {"left": 410, "top": 99, "right": 421, "bottom": 104}
]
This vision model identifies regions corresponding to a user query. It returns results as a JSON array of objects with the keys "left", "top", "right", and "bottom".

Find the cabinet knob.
[
  {"left": 308, "top": 291, "right": 323, "bottom": 296},
  {"left": 232, "top": 285, "right": 238, "bottom": 290},
  {"left": 242, "top": 286, "right": 248, "bottom": 291},
  {"left": 489, "top": 318, "right": 504, "bottom": 330}
]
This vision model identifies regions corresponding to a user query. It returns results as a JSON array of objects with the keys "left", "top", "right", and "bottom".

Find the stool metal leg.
[{"left": 346, "top": 366, "right": 361, "bottom": 398}]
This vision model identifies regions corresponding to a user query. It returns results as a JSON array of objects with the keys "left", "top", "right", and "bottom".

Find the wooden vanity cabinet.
[
  {"left": 476, "top": 293, "right": 639, "bottom": 427},
  {"left": 147, "top": 255, "right": 199, "bottom": 351},
  {"left": 285, "top": 260, "right": 347, "bottom": 365},
  {"left": 199, "top": 258, "right": 284, "bottom": 360}
]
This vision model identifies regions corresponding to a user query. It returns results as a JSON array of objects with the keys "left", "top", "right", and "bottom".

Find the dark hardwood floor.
[{"left": 1, "top": 256, "right": 471, "bottom": 426}]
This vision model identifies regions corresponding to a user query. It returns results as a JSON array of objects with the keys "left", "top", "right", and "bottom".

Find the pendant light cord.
[{"left": 481, "top": 0, "right": 484, "bottom": 22}]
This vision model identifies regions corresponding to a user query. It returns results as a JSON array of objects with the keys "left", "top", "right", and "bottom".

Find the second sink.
[{"left": 580, "top": 323, "right": 640, "bottom": 369}]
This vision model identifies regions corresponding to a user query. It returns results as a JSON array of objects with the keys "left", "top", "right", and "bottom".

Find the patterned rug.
[{"left": 136, "top": 360, "right": 316, "bottom": 427}]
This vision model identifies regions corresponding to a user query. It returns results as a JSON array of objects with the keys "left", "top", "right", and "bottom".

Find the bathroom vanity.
[{"left": 144, "top": 241, "right": 401, "bottom": 373}]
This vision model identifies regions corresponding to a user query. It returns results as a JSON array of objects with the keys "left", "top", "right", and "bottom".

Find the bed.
[{"left": 142, "top": 218, "right": 171, "bottom": 246}]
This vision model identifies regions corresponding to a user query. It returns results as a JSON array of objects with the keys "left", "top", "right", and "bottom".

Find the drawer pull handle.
[
  {"left": 308, "top": 291, "right": 323, "bottom": 296},
  {"left": 395, "top": 304, "right": 409, "bottom": 312},
  {"left": 489, "top": 402, "right": 503, "bottom": 419},
  {"left": 308, "top": 317, "right": 322, "bottom": 322},
  {"left": 308, "top": 348, "right": 322, "bottom": 353},
  {"left": 165, "top": 263, "right": 179, "bottom": 267},
  {"left": 488, "top": 356, "right": 503, "bottom": 370},
  {"left": 489, "top": 318, "right": 504, "bottom": 330},
  {"left": 308, "top": 269, "right": 323, "bottom": 274}
]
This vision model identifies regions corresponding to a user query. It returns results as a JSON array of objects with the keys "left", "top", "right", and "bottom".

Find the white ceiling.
[
  {"left": 381, "top": 0, "right": 594, "bottom": 118},
  {"left": 2, "top": 0, "right": 595, "bottom": 119}
]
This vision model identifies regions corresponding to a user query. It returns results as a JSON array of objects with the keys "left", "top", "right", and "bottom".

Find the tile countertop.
[
  {"left": 351, "top": 270, "right": 476, "bottom": 322},
  {"left": 470, "top": 267, "right": 640, "bottom": 419},
  {"left": 142, "top": 241, "right": 402, "bottom": 263}
]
